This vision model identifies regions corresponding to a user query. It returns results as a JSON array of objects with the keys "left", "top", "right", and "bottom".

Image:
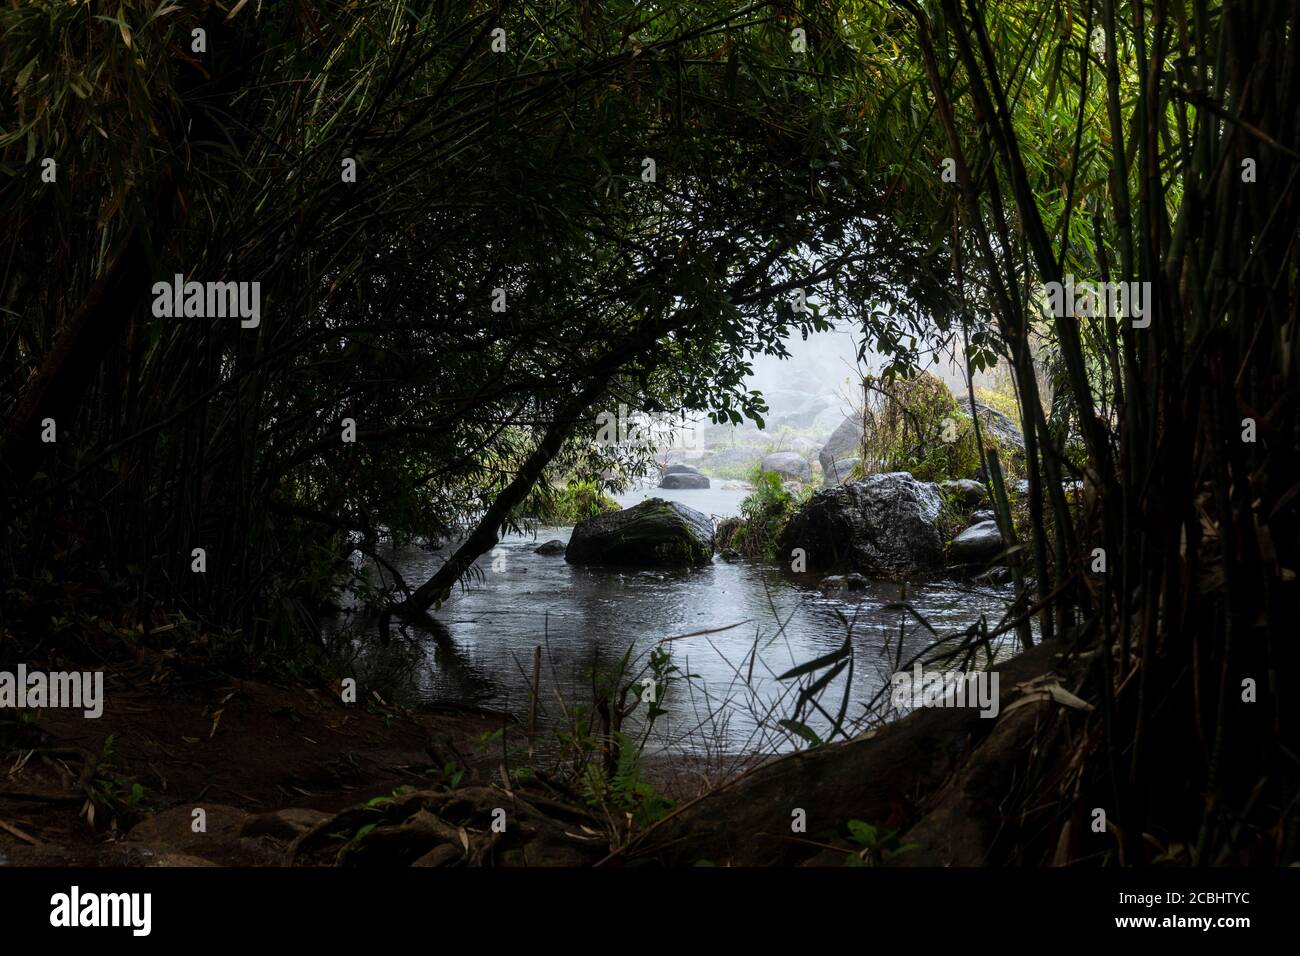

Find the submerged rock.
[
  {"left": 948, "top": 520, "right": 1004, "bottom": 565},
  {"left": 659, "top": 472, "right": 710, "bottom": 489},
  {"left": 818, "top": 572, "right": 870, "bottom": 596},
  {"left": 761, "top": 451, "right": 811, "bottom": 482},
  {"left": 534, "top": 539, "right": 567, "bottom": 555},
  {"left": 781, "top": 472, "right": 944, "bottom": 579},
  {"left": 566, "top": 498, "right": 714, "bottom": 567}
]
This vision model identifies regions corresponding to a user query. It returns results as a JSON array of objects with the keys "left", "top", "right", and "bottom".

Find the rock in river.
[
  {"left": 659, "top": 472, "right": 711, "bottom": 489},
  {"left": 534, "top": 539, "right": 567, "bottom": 555},
  {"left": 948, "top": 520, "right": 1004, "bottom": 565},
  {"left": 780, "top": 472, "right": 943, "bottom": 579},
  {"left": 566, "top": 498, "right": 714, "bottom": 567}
]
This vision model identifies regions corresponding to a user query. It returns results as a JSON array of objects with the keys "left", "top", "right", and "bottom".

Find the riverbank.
[
  {"left": 0, "top": 651, "right": 506, "bottom": 865},
  {"left": 1, "top": 634, "right": 1085, "bottom": 867}
]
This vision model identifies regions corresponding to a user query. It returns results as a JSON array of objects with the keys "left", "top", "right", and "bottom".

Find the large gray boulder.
[
  {"left": 663, "top": 463, "right": 703, "bottom": 476},
  {"left": 818, "top": 414, "right": 864, "bottom": 476},
  {"left": 826, "top": 457, "right": 861, "bottom": 485},
  {"left": 970, "top": 401, "right": 1024, "bottom": 457},
  {"left": 566, "top": 498, "right": 714, "bottom": 567},
  {"left": 761, "top": 451, "right": 811, "bottom": 482},
  {"left": 659, "top": 472, "right": 710, "bottom": 489},
  {"left": 780, "top": 472, "right": 944, "bottom": 579},
  {"left": 948, "top": 520, "right": 1004, "bottom": 565}
]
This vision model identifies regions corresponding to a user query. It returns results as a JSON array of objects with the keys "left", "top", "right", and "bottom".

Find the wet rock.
[
  {"left": 720, "top": 548, "right": 742, "bottom": 562},
  {"left": 534, "top": 539, "right": 567, "bottom": 555},
  {"left": 939, "top": 479, "right": 988, "bottom": 510},
  {"left": 970, "top": 509, "right": 996, "bottom": 524},
  {"left": 761, "top": 451, "right": 811, "bottom": 482},
  {"left": 781, "top": 472, "right": 944, "bottom": 579},
  {"left": 971, "top": 400, "right": 1025, "bottom": 457},
  {"left": 659, "top": 472, "right": 711, "bottom": 489},
  {"left": 826, "top": 457, "right": 861, "bottom": 485},
  {"left": 819, "top": 414, "right": 864, "bottom": 476},
  {"left": 663, "top": 463, "right": 703, "bottom": 476},
  {"left": 948, "top": 520, "right": 1004, "bottom": 565},
  {"left": 566, "top": 498, "right": 714, "bottom": 567}
]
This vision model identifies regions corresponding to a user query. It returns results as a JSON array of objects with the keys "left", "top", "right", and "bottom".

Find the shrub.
[
  {"left": 523, "top": 479, "right": 619, "bottom": 525},
  {"left": 735, "top": 471, "right": 797, "bottom": 558},
  {"left": 860, "top": 372, "right": 1021, "bottom": 482}
]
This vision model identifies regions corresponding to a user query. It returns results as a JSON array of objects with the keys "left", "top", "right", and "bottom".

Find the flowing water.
[{"left": 330, "top": 485, "right": 1021, "bottom": 757}]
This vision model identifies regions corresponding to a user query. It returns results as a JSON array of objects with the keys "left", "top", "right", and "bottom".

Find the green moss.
[{"left": 973, "top": 384, "right": 1020, "bottom": 423}]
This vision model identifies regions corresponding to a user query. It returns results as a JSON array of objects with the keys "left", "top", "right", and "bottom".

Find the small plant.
[
  {"left": 842, "top": 819, "right": 918, "bottom": 866},
  {"left": 82, "top": 734, "right": 149, "bottom": 829},
  {"left": 422, "top": 762, "right": 465, "bottom": 791},
  {"left": 736, "top": 471, "right": 797, "bottom": 558}
]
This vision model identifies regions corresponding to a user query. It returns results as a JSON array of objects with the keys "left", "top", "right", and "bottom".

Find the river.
[{"left": 330, "top": 485, "right": 1022, "bottom": 760}]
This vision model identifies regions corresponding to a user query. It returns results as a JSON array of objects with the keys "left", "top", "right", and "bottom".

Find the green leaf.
[{"left": 778, "top": 718, "right": 823, "bottom": 747}]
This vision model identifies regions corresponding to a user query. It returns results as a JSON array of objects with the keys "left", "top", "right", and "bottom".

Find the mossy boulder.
[{"left": 566, "top": 498, "right": 714, "bottom": 567}]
